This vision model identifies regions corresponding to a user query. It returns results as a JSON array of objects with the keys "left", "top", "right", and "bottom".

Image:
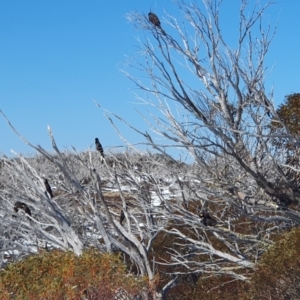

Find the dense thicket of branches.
[{"left": 1, "top": 1, "right": 299, "bottom": 299}]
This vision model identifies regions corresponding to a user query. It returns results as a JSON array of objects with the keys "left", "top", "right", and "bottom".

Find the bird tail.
[{"left": 160, "top": 27, "right": 166, "bottom": 35}]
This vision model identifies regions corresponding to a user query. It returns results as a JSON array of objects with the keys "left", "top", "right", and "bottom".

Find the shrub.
[
  {"left": 244, "top": 227, "right": 300, "bottom": 300},
  {"left": 0, "top": 248, "right": 146, "bottom": 299}
]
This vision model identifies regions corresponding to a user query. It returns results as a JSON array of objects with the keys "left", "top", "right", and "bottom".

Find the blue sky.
[{"left": 0, "top": 0, "right": 299, "bottom": 157}]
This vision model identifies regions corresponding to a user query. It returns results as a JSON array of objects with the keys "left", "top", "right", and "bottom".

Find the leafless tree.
[
  {"left": 111, "top": 0, "right": 300, "bottom": 291},
  {"left": 124, "top": 0, "right": 300, "bottom": 204},
  {"left": 0, "top": 111, "right": 179, "bottom": 299}
]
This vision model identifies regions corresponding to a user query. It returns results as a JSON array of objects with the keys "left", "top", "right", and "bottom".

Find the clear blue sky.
[{"left": 0, "top": 0, "right": 299, "bottom": 157}]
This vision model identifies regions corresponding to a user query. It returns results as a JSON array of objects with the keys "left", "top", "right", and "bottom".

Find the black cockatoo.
[
  {"left": 199, "top": 211, "right": 217, "bottom": 226},
  {"left": 14, "top": 201, "right": 31, "bottom": 216},
  {"left": 148, "top": 12, "right": 166, "bottom": 35},
  {"left": 44, "top": 178, "right": 53, "bottom": 198},
  {"left": 95, "top": 138, "right": 104, "bottom": 163}
]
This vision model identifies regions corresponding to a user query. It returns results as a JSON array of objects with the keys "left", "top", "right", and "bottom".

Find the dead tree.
[{"left": 117, "top": 0, "right": 300, "bottom": 289}]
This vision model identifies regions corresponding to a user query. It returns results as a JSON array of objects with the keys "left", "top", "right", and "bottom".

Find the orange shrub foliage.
[{"left": 0, "top": 248, "right": 146, "bottom": 299}]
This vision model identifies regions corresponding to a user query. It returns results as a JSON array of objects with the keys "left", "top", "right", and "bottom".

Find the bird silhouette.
[
  {"left": 148, "top": 12, "right": 166, "bottom": 35},
  {"left": 120, "top": 209, "right": 125, "bottom": 225},
  {"left": 119, "top": 204, "right": 128, "bottom": 226},
  {"left": 44, "top": 178, "right": 53, "bottom": 198},
  {"left": 95, "top": 138, "right": 104, "bottom": 163},
  {"left": 199, "top": 211, "right": 217, "bottom": 226},
  {"left": 14, "top": 201, "right": 31, "bottom": 217}
]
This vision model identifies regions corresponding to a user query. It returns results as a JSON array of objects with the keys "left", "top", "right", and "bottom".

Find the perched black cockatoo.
[
  {"left": 199, "top": 211, "right": 217, "bottom": 226},
  {"left": 14, "top": 201, "right": 31, "bottom": 216},
  {"left": 95, "top": 138, "right": 104, "bottom": 163},
  {"left": 120, "top": 204, "right": 128, "bottom": 226},
  {"left": 44, "top": 178, "right": 53, "bottom": 198},
  {"left": 148, "top": 12, "right": 166, "bottom": 34},
  {"left": 120, "top": 209, "right": 125, "bottom": 225}
]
